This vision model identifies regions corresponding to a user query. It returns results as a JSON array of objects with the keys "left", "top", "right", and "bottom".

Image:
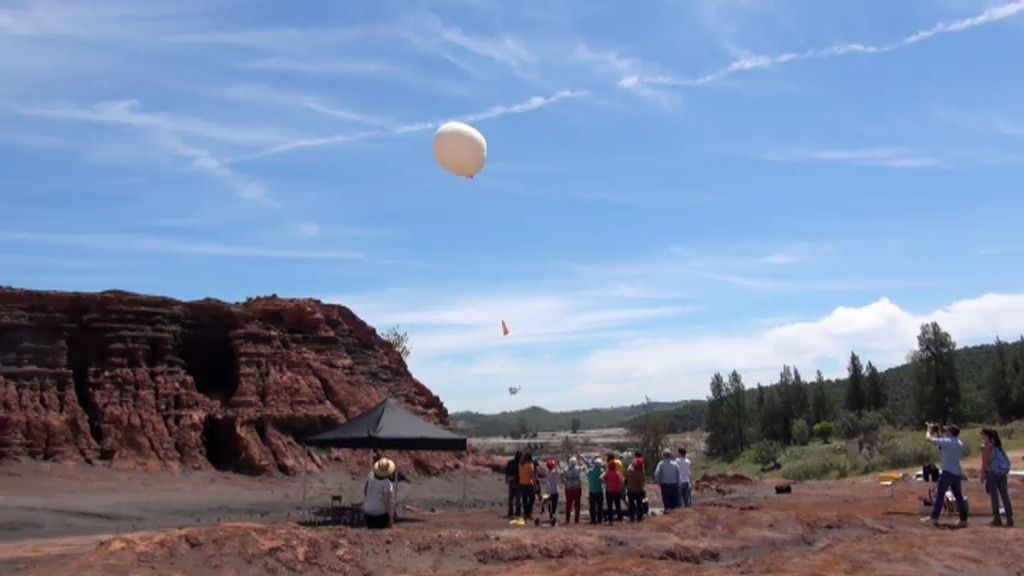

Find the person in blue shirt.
[{"left": 924, "top": 423, "right": 968, "bottom": 528}]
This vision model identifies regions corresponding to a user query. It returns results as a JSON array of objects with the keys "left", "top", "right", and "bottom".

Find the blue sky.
[{"left": 2, "top": 1, "right": 1024, "bottom": 412}]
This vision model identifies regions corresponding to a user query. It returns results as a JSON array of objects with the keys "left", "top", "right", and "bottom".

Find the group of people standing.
[
  {"left": 505, "top": 447, "right": 694, "bottom": 526},
  {"left": 924, "top": 424, "right": 1014, "bottom": 528},
  {"left": 653, "top": 448, "right": 693, "bottom": 511}
]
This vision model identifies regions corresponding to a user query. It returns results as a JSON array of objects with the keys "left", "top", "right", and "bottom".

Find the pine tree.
[
  {"left": 912, "top": 322, "right": 961, "bottom": 425},
  {"left": 775, "top": 365, "right": 795, "bottom": 444},
  {"left": 846, "top": 352, "right": 867, "bottom": 414},
  {"left": 811, "top": 370, "right": 832, "bottom": 424},
  {"left": 987, "top": 338, "right": 1013, "bottom": 422},
  {"left": 704, "top": 372, "right": 730, "bottom": 454},
  {"left": 760, "top": 387, "right": 780, "bottom": 442},
  {"left": 790, "top": 367, "right": 809, "bottom": 421},
  {"left": 727, "top": 370, "right": 747, "bottom": 452},
  {"left": 1011, "top": 338, "right": 1024, "bottom": 420},
  {"left": 865, "top": 361, "right": 886, "bottom": 412}
]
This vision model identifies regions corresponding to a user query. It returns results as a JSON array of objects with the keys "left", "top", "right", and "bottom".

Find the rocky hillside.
[{"left": 0, "top": 288, "right": 450, "bottom": 475}]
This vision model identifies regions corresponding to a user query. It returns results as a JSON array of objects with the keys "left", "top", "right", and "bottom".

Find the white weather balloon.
[{"left": 433, "top": 121, "right": 487, "bottom": 178}]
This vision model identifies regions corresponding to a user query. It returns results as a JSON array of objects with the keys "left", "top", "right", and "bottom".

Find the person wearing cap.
[
  {"left": 587, "top": 458, "right": 605, "bottom": 525},
  {"left": 563, "top": 457, "right": 583, "bottom": 524},
  {"left": 601, "top": 459, "right": 625, "bottom": 523},
  {"left": 544, "top": 459, "right": 561, "bottom": 524},
  {"left": 519, "top": 452, "right": 537, "bottom": 520},
  {"left": 924, "top": 423, "right": 968, "bottom": 528},
  {"left": 655, "top": 450, "right": 681, "bottom": 512},
  {"left": 364, "top": 457, "right": 395, "bottom": 529},
  {"left": 626, "top": 452, "right": 647, "bottom": 522}
]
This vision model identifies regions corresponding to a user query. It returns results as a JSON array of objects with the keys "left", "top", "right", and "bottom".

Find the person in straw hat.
[{"left": 364, "top": 457, "right": 395, "bottom": 529}]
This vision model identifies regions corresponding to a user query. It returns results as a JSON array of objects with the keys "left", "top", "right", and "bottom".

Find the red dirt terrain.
[
  {"left": 0, "top": 288, "right": 458, "bottom": 476},
  {"left": 4, "top": 474, "right": 1021, "bottom": 576}
]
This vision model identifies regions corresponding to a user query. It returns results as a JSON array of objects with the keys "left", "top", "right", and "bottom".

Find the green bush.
[
  {"left": 837, "top": 411, "right": 884, "bottom": 439},
  {"left": 813, "top": 421, "right": 835, "bottom": 443},
  {"left": 876, "top": 435, "right": 936, "bottom": 469},
  {"left": 751, "top": 440, "right": 783, "bottom": 469},
  {"left": 781, "top": 453, "right": 850, "bottom": 481},
  {"left": 791, "top": 419, "right": 810, "bottom": 446}
]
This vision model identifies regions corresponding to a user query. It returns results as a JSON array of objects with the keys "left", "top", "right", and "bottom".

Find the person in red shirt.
[{"left": 601, "top": 459, "right": 625, "bottom": 523}]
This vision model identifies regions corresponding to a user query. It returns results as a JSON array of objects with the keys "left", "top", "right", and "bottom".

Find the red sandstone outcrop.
[{"left": 0, "top": 288, "right": 450, "bottom": 475}]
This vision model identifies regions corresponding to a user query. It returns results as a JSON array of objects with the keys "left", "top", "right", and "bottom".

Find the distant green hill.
[
  {"left": 456, "top": 339, "right": 1024, "bottom": 437},
  {"left": 451, "top": 401, "right": 685, "bottom": 437}
]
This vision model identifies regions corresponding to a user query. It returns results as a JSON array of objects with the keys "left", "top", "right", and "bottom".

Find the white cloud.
[
  {"left": 336, "top": 291, "right": 689, "bottom": 358},
  {"left": 223, "top": 84, "right": 386, "bottom": 125},
  {"left": 250, "top": 89, "right": 588, "bottom": 159},
  {"left": 766, "top": 147, "right": 940, "bottom": 169},
  {"left": 238, "top": 57, "right": 392, "bottom": 76},
  {"left": 296, "top": 222, "right": 321, "bottom": 238},
  {"left": 400, "top": 15, "right": 536, "bottom": 73},
  {"left": 20, "top": 99, "right": 298, "bottom": 147},
  {"left": 405, "top": 292, "right": 1024, "bottom": 412},
  {"left": 571, "top": 44, "right": 676, "bottom": 104},
  {"left": 623, "top": 1, "right": 1024, "bottom": 90},
  {"left": 461, "top": 90, "right": 588, "bottom": 122},
  {"left": 760, "top": 253, "right": 800, "bottom": 265},
  {"left": 0, "top": 230, "right": 362, "bottom": 260},
  {"left": 581, "top": 293, "right": 1024, "bottom": 404},
  {"left": 16, "top": 100, "right": 288, "bottom": 204}
]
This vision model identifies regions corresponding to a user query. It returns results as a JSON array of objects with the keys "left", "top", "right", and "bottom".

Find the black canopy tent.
[
  {"left": 304, "top": 398, "right": 467, "bottom": 451},
  {"left": 301, "top": 398, "right": 469, "bottom": 511}
]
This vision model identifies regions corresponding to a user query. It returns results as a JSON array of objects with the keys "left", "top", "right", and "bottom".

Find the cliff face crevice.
[{"left": 0, "top": 288, "right": 450, "bottom": 476}]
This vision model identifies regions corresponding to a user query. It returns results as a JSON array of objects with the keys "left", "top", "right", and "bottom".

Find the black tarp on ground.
[{"left": 304, "top": 398, "right": 467, "bottom": 451}]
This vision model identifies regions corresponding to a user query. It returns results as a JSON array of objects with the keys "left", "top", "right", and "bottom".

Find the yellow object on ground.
[{"left": 877, "top": 473, "right": 903, "bottom": 483}]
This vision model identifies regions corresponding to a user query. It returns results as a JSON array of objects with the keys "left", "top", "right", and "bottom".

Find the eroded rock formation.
[{"left": 0, "top": 288, "right": 449, "bottom": 475}]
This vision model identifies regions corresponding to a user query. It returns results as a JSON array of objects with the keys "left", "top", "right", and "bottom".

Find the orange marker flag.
[{"left": 501, "top": 320, "right": 510, "bottom": 336}]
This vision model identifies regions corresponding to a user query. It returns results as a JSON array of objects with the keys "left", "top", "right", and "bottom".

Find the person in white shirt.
[
  {"left": 364, "top": 457, "right": 395, "bottom": 529},
  {"left": 676, "top": 448, "right": 693, "bottom": 508},
  {"left": 654, "top": 450, "right": 681, "bottom": 510}
]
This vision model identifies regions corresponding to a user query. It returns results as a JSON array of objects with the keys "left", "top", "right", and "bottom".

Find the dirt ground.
[{"left": 1, "top": 458, "right": 1023, "bottom": 575}]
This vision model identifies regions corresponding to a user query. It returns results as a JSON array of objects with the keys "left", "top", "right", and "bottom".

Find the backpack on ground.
[{"left": 992, "top": 447, "right": 1011, "bottom": 476}]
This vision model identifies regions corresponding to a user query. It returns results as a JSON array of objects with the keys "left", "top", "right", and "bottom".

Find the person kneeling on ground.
[
  {"left": 655, "top": 450, "right": 681, "bottom": 511},
  {"left": 626, "top": 452, "right": 646, "bottom": 522},
  {"left": 364, "top": 457, "right": 395, "bottom": 529},
  {"left": 981, "top": 428, "right": 1014, "bottom": 527},
  {"left": 924, "top": 423, "right": 968, "bottom": 528}
]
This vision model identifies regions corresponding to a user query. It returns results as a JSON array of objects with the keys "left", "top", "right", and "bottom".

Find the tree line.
[{"left": 705, "top": 321, "right": 1024, "bottom": 455}]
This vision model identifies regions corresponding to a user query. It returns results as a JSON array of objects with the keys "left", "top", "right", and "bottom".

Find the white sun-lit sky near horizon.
[{"left": 2, "top": 1, "right": 1024, "bottom": 413}]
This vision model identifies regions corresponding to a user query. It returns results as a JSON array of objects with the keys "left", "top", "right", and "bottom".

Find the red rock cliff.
[{"left": 0, "top": 288, "right": 450, "bottom": 475}]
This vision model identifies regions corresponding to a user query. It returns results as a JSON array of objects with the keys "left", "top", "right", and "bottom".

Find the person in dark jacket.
[
  {"left": 505, "top": 450, "right": 522, "bottom": 517},
  {"left": 626, "top": 452, "right": 647, "bottom": 522}
]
